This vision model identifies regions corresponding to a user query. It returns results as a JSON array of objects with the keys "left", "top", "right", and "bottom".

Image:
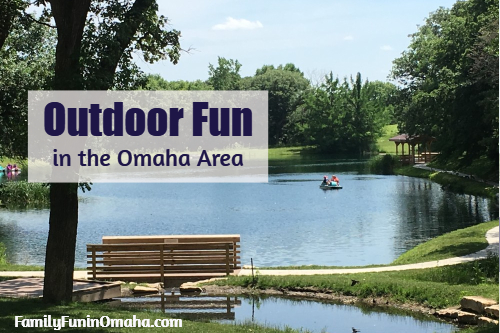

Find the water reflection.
[
  {"left": 114, "top": 294, "right": 458, "bottom": 333},
  {"left": 114, "top": 293, "right": 239, "bottom": 321}
]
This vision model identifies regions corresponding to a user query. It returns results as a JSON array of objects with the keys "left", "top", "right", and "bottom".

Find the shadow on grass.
[{"left": 425, "top": 242, "right": 489, "bottom": 259}]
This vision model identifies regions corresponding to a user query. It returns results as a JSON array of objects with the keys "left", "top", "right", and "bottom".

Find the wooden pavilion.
[{"left": 388, "top": 134, "right": 437, "bottom": 165}]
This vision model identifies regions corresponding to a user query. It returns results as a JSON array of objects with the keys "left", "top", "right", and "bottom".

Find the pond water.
[
  {"left": 0, "top": 157, "right": 496, "bottom": 267},
  {"left": 114, "top": 294, "right": 458, "bottom": 333}
]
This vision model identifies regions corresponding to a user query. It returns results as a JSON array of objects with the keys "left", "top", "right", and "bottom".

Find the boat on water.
[
  {"left": 320, "top": 175, "right": 342, "bottom": 190},
  {"left": 319, "top": 183, "right": 343, "bottom": 190}
]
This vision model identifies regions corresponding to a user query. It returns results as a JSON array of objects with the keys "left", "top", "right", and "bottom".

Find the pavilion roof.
[{"left": 388, "top": 134, "right": 435, "bottom": 143}]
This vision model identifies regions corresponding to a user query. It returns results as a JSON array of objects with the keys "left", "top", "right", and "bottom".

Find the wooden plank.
[
  {"left": 89, "top": 258, "right": 241, "bottom": 265},
  {"left": 225, "top": 243, "right": 230, "bottom": 275},
  {"left": 88, "top": 234, "right": 241, "bottom": 283},
  {"left": 102, "top": 234, "right": 240, "bottom": 244},
  {"left": 88, "top": 243, "right": 236, "bottom": 251},
  {"left": 159, "top": 244, "right": 164, "bottom": 285},
  {"left": 88, "top": 251, "right": 240, "bottom": 258},
  {"left": 91, "top": 246, "right": 96, "bottom": 280},
  {"left": 95, "top": 264, "right": 237, "bottom": 272}
]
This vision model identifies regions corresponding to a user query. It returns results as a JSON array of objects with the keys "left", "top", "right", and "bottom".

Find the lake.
[{"left": 0, "top": 157, "right": 496, "bottom": 267}]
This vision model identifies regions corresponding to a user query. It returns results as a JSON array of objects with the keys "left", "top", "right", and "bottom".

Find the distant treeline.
[
  {"left": 0, "top": 0, "right": 497, "bottom": 168},
  {"left": 145, "top": 62, "right": 397, "bottom": 153}
]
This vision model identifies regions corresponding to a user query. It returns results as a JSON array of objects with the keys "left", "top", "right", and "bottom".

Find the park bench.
[{"left": 87, "top": 234, "right": 240, "bottom": 286}]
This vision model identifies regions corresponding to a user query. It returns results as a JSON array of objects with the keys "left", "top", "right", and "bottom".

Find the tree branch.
[{"left": 25, "top": 14, "right": 55, "bottom": 28}]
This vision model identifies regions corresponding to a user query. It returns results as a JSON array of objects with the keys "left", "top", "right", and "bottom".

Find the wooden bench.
[{"left": 87, "top": 235, "right": 240, "bottom": 286}]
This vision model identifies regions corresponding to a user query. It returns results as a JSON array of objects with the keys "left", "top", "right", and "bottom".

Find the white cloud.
[
  {"left": 212, "top": 17, "right": 263, "bottom": 30},
  {"left": 380, "top": 45, "right": 393, "bottom": 51},
  {"left": 343, "top": 35, "right": 353, "bottom": 41}
]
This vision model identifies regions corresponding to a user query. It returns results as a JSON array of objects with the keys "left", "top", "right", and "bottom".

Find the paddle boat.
[
  {"left": 320, "top": 175, "right": 342, "bottom": 190},
  {"left": 319, "top": 182, "right": 343, "bottom": 190}
]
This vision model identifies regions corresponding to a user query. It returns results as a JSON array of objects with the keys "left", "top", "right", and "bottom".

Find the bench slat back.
[{"left": 87, "top": 235, "right": 241, "bottom": 283}]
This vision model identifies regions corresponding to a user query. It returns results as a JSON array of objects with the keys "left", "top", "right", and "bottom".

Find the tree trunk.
[
  {"left": 0, "top": 0, "right": 20, "bottom": 50},
  {"left": 43, "top": 0, "right": 90, "bottom": 304},
  {"left": 43, "top": 183, "right": 79, "bottom": 303}
]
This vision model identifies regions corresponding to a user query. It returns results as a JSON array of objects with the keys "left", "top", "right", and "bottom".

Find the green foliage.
[
  {"left": 0, "top": 15, "right": 55, "bottom": 158},
  {"left": 368, "top": 154, "right": 400, "bottom": 175},
  {"left": 395, "top": 166, "right": 497, "bottom": 198},
  {"left": 393, "top": 220, "right": 499, "bottom": 265},
  {"left": 216, "top": 259, "right": 499, "bottom": 309},
  {"left": 0, "top": 181, "right": 49, "bottom": 208},
  {"left": 145, "top": 74, "right": 213, "bottom": 90},
  {"left": 0, "top": 243, "right": 6, "bottom": 265},
  {"left": 391, "top": 0, "right": 499, "bottom": 168},
  {"left": 461, "top": 325, "right": 500, "bottom": 333},
  {"left": 241, "top": 65, "right": 310, "bottom": 145},
  {"left": 290, "top": 73, "right": 393, "bottom": 153},
  {"left": 376, "top": 124, "right": 399, "bottom": 154},
  {"left": 207, "top": 57, "right": 242, "bottom": 90},
  {"left": 81, "top": 0, "right": 181, "bottom": 90},
  {"left": 429, "top": 172, "right": 498, "bottom": 198},
  {"left": 430, "top": 155, "right": 498, "bottom": 182}
]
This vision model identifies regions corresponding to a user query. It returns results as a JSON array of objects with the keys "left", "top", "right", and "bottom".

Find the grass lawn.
[
  {"left": 215, "top": 257, "right": 499, "bottom": 309},
  {"left": 268, "top": 146, "right": 314, "bottom": 160},
  {"left": 376, "top": 124, "right": 398, "bottom": 154},
  {"left": 393, "top": 220, "right": 499, "bottom": 265}
]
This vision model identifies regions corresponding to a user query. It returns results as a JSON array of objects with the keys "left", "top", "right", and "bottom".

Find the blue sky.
[{"left": 139, "top": 0, "right": 458, "bottom": 83}]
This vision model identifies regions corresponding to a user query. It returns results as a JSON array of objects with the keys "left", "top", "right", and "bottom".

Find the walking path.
[
  {"left": 1, "top": 227, "right": 497, "bottom": 279},
  {"left": 237, "top": 226, "right": 499, "bottom": 276}
]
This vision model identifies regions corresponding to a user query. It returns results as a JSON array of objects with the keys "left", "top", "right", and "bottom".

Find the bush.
[
  {"left": 368, "top": 154, "right": 400, "bottom": 175},
  {"left": 0, "top": 181, "right": 49, "bottom": 208}
]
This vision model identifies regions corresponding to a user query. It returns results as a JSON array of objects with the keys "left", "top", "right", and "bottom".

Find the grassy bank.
[
  {"left": 393, "top": 220, "right": 498, "bottom": 265},
  {"left": 215, "top": 256, "right": 499, "bottom": 309},
  {"left": 429, "top": 156, "right": 498, "bottom": 183},
  {"left": 0, "top": 298, "right": 304, "bottom": 333},
  {"left": 395, "top": 166, "right": 498, "bottom": 199},
  {"left": 0, "top": 243, "right": 44, "bottom": 271},
  {"left": 0, "top": 181, "right": 49, "bottom": 208}
]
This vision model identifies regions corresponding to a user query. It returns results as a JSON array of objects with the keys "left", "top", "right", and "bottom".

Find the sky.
[{"left": 138, "top": 0, "right": 458, "bottom": 83}]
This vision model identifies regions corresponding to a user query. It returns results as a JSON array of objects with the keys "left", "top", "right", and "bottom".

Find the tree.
[
  {"left": 207, "top": 57, "right": 242, "bottom": 90},
  {"left": 391, "top": 0, "right": 498, "bottom": 168},
  {"left": 290, "top": 72, "right": 391, "bottom": 153},
  {"left": 242, "top": 64, "right": 310, "bottom": 145},
  {"left": 0, "top": 0, "right": 24, "bottom": 50},
  {"left": 40, "top": 0, "right": 181, "bottom": 303},
  {"left": 0, "top": 14, "right": 55, "bottom": 158},
  {"left": 145, "top": 74, "right": 212, "bottom": 90}
]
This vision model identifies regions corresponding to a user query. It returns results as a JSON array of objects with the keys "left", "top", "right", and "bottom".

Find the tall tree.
[
  {"left": 290, "top": 72, "right": 392, "bottom": 153},
  {"left": 391, "top": 0, "right": 498, "bottom": 168},
  {"left": 0, "top": 0, "right": 24, "bottom": 50},
  {"left": 243, "top": 64, "right": 310, "bottom": 145},
  {"left": 207, "top": 57, "right": 242, "bottom": 90},
  {"left": 42, "top": 0, "right": 181, "bottom": 303},
  {"left": 0, "top": 14, "right": 55, "bottom": 158}
]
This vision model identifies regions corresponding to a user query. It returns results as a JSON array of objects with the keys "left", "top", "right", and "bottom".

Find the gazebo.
[{"left": 388, "top": 134, "right": 436, "bottom": 165}]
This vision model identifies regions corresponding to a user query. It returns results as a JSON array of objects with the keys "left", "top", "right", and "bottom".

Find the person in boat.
[
  {"left": 321, "top": 175, "right": 329, "bottom": 185},
  {"left": 330, "top": 175, "right": 340, "bottom": 186}
]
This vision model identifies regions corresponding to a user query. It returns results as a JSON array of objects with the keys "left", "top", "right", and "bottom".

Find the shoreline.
[{"left": 203, "top": 285, "right": 449, "bottom": 323}]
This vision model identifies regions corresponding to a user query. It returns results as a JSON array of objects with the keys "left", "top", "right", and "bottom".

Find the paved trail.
[{"left": 237, "top": 226, "right": 499, "bottom": 276}]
